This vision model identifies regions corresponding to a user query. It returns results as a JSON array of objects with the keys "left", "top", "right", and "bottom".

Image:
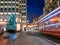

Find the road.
[{"left": 0, "top": 32, "right": 60, "bottom": 45}]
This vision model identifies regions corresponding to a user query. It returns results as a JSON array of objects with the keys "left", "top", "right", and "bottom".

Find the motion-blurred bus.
[{"left": 37, "top": 7, "right": 60, "bottom": 38}]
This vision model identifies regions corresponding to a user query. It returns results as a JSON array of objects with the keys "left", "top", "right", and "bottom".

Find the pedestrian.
[{"left": 2, "top": 25, "right": 4, "bottom": 33}]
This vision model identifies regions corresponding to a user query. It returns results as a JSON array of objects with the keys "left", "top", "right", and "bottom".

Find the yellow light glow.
[
  {"left": 0, "top": 22, "right": 6, "bottom": 25},
  {"left": 20, "top": 19, "right": 21, "bottom": 22},
  {"left": 50, "top": 18, "right": 60, "bottom": 22},
  {"left": 16, "top": 24, "right": 20, "bottom": 31},
  {"left": 16, "top": 18, "right": 19, "bottom": 22}
]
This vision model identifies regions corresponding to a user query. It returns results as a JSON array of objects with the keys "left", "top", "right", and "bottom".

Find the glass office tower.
[{"left": 0, "top": 0, "right": 27, "bottom": 31}]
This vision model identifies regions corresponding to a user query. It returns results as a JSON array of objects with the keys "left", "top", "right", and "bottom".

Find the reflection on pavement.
[
  {"left": 0, "top": 35, "right": 8, "bottom": 45},
  {"left": 8, "top": 34, "right": 18, "bottom": 40},
  {"left": 0, "top": 33, "right": 19, "bottom": 45}
]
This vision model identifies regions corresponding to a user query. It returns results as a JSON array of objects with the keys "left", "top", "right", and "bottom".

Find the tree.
[{"left": 6, "top": 14, "right": 17, "bottom": 33}]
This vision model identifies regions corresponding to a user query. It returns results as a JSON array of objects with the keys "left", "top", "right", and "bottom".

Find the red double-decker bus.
[{"left": 37, "top": 7, "right": 60, "bottom": 38}]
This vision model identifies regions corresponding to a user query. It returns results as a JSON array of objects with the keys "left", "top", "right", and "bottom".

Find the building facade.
[
  {"left": 38, "top": 0, "right": 60, "bottom": 25},
  {"left": 33, "top": 17, "right": 38, "bottom": 24},
  {"left": 0, "top": 0, "right": 27, "bottom": 31},
  {"left": 43, "top": 0, "right": 60, "bottom": 15}
]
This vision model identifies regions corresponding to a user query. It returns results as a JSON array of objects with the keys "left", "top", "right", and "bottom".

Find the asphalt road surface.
[{"left": 0, "top": 32, "right": 60, "bottom": 45}]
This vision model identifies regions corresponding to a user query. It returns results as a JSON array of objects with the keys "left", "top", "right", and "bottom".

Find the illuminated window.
[
  {"left": 0, "top": 19, "right": 3, "bottom": 21},
  {"left": 4, "top": 12, "right": 7, "bottom": 14},
  {"left": 22, "top": 21, "right": 26, "bottom": 23},
  {"left": 16, "top": 18, "right": 19, "bottom": 22},
  {"left": 50, "top": 0, "right": 52, "bottom": 3},
  {"left": 20, "top": 19, "right": 21, "bottom": 22}
]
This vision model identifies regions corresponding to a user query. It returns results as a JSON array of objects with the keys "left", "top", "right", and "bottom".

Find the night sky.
[{"left": 27, "top": 0, "right": 44, "bottom": 23}]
